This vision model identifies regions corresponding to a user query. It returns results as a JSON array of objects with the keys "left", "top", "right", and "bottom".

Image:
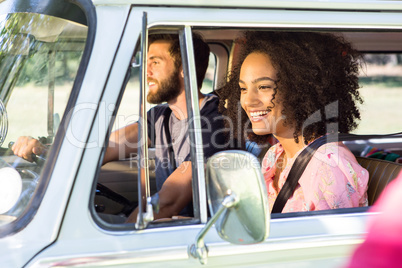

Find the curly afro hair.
[{"left": 218, "top": 31, "right": 364, "bottom": 146}]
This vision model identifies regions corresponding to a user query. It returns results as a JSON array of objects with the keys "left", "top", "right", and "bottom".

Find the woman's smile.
[{"left": 249, "top": 109, "right": 269, "bottom": 122}]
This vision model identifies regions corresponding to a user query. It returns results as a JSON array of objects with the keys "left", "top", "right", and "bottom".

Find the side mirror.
[
  {"left": 189, "top": 150, "right": 270, "bottom": 264},
  {"left": 0, "top": 167, "right": 22, "bottom": 215}
]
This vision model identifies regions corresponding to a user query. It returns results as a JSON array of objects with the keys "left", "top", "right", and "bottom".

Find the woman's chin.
[{"left": 252, "top": 128, "right": 271, "bottom": 136}]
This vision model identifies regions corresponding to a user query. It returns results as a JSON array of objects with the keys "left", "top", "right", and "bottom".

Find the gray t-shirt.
[{"left": 147, "top": 94, "right": 228, "bottom": 215}]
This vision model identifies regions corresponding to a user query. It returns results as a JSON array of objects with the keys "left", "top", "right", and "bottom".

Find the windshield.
[{"left": 0, "top": 12, "right": 87, "bottom": 226}]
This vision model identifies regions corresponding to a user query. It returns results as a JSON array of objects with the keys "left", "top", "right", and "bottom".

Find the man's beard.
[{"left": 147, "top": 68, "right": 181, "bottom": 104}]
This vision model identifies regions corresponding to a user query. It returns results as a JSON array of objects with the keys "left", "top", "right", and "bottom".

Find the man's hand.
[
  {"left": 125, "top": 161, "right": 193, "bottom": 223},
  {"left": 11, "top": 136, "right": 47, "bottom": 162}
]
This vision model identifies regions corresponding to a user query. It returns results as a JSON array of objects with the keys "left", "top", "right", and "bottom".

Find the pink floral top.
[{"left": 261, "top": 142, "right": 369, "bottom": 213}]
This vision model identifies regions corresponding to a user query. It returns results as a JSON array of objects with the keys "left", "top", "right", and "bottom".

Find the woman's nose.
[{"left": 243, "top": 89, "right": 260, "bottom": 106}]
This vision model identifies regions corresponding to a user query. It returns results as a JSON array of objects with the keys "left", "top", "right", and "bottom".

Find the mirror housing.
[{"left": 189, "top": 150, "right": 270, "bottom": 264}]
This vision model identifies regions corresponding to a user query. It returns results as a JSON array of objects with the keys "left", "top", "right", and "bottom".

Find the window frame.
[{"left": 0, "top": 0, "right": 96, "bottom": 238}]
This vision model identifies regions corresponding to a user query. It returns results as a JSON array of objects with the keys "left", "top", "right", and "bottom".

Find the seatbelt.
[
  {"left": 271, "top": 132, "right": 402, "bottom": 213},
  {"left": 162, "top": 107, "right": 177, "bottom": 170}
]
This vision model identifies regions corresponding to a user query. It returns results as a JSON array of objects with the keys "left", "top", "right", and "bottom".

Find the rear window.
[{"left": 355, "top": 53, "right": 402, "bottom": 135}]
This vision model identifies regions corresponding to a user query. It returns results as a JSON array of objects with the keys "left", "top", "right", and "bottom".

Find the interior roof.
[{"left": 198, "top": 29, "right": 402, "bottom": 52}]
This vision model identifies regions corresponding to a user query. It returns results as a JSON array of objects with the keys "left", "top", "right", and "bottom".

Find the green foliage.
[
  {"left": 16, "top": 50, "right": 82, "bottom": 86},
  {"left": 360, "top": 76, "right": 402, "bottom": 88},
  {"left": 0, "top": 13, "right": 84, "bottom": 88}
]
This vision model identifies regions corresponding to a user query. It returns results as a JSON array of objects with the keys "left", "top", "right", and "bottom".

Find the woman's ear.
[{"left": 181, "top": 69, "right": 184, "bottom": 78}]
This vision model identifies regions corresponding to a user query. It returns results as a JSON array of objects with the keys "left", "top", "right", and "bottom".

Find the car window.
[
  {"left": 94, "top": 26, "right": 402, "bottom": 228},
  {"left": 95, "top": 40, "right": 220, "bottom": 226},
  {"left": 0, "top": 13, "right": 87, "bottom": 225},
  {"left": 96, "top": 62, "right": 142, "bottom": 218},
  {"left": 111, "top": 62, "right": 141, "bottom": 133},
  {"left": 200, "top": 53, "right": 216, "bottom": 94},
  {"left": 355, "top": 53, "right": 402, "bottom": 135},
  {"left": 199, "top": 28, "right": 402, "bottom": 217}
]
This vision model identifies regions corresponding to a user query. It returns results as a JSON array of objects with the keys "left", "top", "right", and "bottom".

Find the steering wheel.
[{"left": 95, "top": 183, "right": 136, "bottom": 216}]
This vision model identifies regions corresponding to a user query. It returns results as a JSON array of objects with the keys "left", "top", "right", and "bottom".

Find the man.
[{"left": 12, "top": 33, "right": 228, "bottom": 222}]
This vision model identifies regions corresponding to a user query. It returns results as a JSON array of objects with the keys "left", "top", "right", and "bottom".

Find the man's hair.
[
  {"left": 148, "top": 32, "right": 210, "bottom": 89},
  {"left": 219, "top": 31, "right": 364, "bottom": 145}
]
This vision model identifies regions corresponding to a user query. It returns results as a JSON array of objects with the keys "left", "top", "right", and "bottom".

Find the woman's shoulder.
[
  {"left": 313, "top": 142, "right": 358, "bottom": 167},
  {"left": 307, "top": 142, "right": 368, "bottom": 182},
  {"left": 300, "top": 141, "right": 369, "bottom": 209}
]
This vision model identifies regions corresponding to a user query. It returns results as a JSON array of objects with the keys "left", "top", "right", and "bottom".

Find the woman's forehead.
[{"left": 240, "top": 52, "right": 277, "bottom": 81}]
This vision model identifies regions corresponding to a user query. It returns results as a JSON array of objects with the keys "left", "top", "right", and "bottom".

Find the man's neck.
[{"left": 168, "top": 89, "right": 205, "bottom": 120}]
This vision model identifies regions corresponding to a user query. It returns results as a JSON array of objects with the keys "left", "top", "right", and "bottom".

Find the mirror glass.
[
  {"left": 0, "top": 167, "right": 22, "bottom": 215},
  {"left": 206, "top": 150, "right": 270, "bottom": 244}
]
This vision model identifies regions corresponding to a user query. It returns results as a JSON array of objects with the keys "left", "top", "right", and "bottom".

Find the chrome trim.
[
  {"left": 142, "top": 7, "right": 402, "bottom": 31},
  {"left": 93, "top": 0, "right": 402, "bottom": 11},
  {"left": 189, "top": 191, "right": 239, "bottom": 264},
  {"left": 48, "top": 48, "right": 55, "bottom": 140},
  {"left": 179, "top": 26, "right": 207, "bottom": 223},
  {"left": 136, "top": 12, "right": 152, "bottom": 229},
  {"left": 149, "top": 22, "right": 402, "bottom": 31}
]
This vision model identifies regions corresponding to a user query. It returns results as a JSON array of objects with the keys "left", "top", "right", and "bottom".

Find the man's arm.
[
  {"left": 103, "top": 122, "right": 147, "bottom": 164},
  {"left": 126, "top": 160, "right": 193, "bottom": 223},
  {"left": 11, "top": 122, "right": 144, "bottom": 164}
]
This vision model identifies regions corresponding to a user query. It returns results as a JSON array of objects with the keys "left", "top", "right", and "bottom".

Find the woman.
[{"left": 219, "top": 31, "right": 368, "bottom": 212}]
